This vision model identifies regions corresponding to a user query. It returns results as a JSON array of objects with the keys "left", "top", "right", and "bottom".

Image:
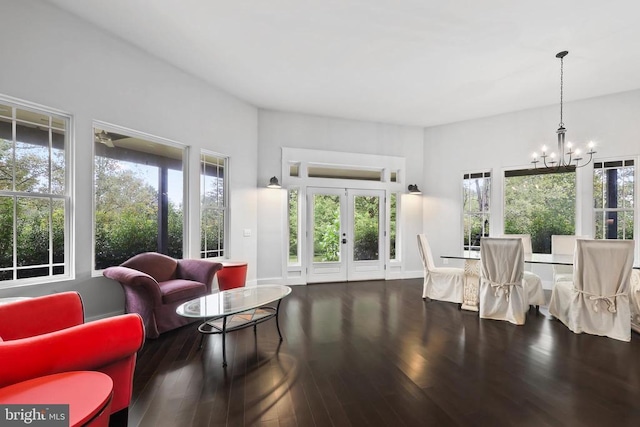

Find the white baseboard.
[
  {"left": 256, "top": 277, "right": 285, "bottom": 286},
  {"left": 257, "top": 273, "right": 424, "bottom": 285},
  {"left": 257, "top": 277, "right": 307, "bottom": 286},
  {"left": 402, "top": 270, "right": 423, "bottom": 280}
]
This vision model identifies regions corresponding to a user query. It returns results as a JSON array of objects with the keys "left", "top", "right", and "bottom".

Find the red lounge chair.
[{"left": 0, "top": 292, "right": 144, "bottom": 426}]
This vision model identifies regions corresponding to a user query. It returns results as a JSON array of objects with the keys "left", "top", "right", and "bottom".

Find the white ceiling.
[{"left": 46, "top": 0, "right": 640, "bottom": 127}]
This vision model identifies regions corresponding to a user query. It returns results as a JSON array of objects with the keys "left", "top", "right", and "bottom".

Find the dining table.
[{"left": 441, "top": 251, "right": 640, "bottom": 333}]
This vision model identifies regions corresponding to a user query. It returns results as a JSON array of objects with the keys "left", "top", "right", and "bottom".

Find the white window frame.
[
  {"left": 462, "top": 171, "right": 491, "bottom": 251},
  {"left": 592, "top": 156, "right": 638, "bottom": 259},
  {"left": 200, "top": 150, "right": 228, "bottom": 260},
  {"left": 0, "top": 95, "right": 73, "bottom": 288}
]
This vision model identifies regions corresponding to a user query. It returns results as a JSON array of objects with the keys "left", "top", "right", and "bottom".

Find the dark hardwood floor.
[{"left": 129, "top": 279, "right": 640, "bottom": 426}]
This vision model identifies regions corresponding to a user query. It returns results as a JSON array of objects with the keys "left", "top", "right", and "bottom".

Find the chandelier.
[{"left": 531, "top": 51, "right": 596, "bottom": 168}]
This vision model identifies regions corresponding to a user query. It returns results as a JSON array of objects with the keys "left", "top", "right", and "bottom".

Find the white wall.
[
  {"left": 0, "top": 0, "right": 258, "bottom": 318},
  {"left": 257, "top": 110, "right": 425, "bottom": 282},
  {"left": 5, "top": 1, "right": 638, "bottom": 316},
  {"left": 423, "top": 89, "right": 640, "bottom": 285}
]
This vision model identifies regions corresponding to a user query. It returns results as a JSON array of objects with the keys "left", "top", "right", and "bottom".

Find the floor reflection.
[{"left": 131, "top": 279, "right": 640, "bottom": 426}]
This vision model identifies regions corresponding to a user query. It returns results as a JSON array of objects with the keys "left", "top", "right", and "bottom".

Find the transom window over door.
[
  {"left": 504, "top": 167, "right": 575, "bottom": 254},
  {"left": 93, "top": 124, "right": 185, "bottom": 270},
  {"left": 594, "top": 160, "right": 635, "bottom": 240},
  {"left": 0, "top": 100, "right": 70, "bottom": 284}
]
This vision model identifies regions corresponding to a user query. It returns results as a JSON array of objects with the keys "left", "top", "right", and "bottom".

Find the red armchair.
[
  {"left": 0, "top": 292, "right": 144, "bottom": 426},
  {"left": 103, "top": 252, "right": 223, "bottom": 339}
]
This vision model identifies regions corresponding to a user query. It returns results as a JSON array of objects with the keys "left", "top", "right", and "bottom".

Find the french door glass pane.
[
  {"left": 313, "top": 194, "right": 340, "bottom": 262},
  {"left": 353, "top": 195, "right": 379, "bottom": 261}
]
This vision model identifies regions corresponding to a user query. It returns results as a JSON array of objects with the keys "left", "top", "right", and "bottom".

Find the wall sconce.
[
  {"left": 407, "top": 184, "right": 421, "bottom": 194},
  {"left": 267, "top": 176, "right": 281, "bottom": 189}
]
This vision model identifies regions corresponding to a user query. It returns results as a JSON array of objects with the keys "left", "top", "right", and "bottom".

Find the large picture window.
[
  {"left": 200, "top": 152, "right": 227, "bottom": 259},
  {"left": 0, "top": 100, "right": 70, "bottom": 283},
  {"left": 463, "top": 172, "right": 491, "bottom": 251},
  {"left": 594, "top": 160, "right": 635, "bottom": 240},
  {"left": 504, "top": 167, "right": 575, "bottom": 253},
  {"left": 93, "top": 125, "right": 185, "bottom": 270}
]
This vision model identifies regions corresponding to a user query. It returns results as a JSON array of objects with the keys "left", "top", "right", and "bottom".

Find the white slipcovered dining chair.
[
  {"left": 479, "top": 238, "right": 528, "bottom": 325},
  {"left": 551, "top": 235, "right": 580, "bottom": 285},
  {"left": 417, "top": 234, "right": 464, "bottom": 304},
  {"left": 502, "top": 234, "right": 545, "bottom": 308},
  {"left": 548, "top": 239, "right": 634, "bottom": 342}
]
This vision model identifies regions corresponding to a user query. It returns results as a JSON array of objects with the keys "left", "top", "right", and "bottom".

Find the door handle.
[{"left": 342, "top": 238, "right": 347, "bottom": 244}]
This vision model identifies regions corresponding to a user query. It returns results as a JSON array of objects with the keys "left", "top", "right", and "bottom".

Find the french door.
[{"left": 306, "top": 187, "right": 385, "bottom": 283}]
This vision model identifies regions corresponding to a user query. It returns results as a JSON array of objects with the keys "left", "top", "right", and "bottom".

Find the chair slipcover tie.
[
  {"left": 488, "top": 280, "right": 522, "bottom": 301},
  {"left": 574, "top": 288, "right": 627, "bottom": 313}
]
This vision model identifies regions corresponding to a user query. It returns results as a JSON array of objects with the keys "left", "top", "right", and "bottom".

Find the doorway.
[{"left": 306, "top": 187, "right": 385, "bottom": 283}]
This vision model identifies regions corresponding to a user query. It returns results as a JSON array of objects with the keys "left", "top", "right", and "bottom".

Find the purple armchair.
[{"left": 103, "top": 252, "right": 223, "bottom": 339}]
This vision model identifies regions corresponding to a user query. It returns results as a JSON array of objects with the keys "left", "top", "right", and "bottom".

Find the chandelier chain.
[{"left": 559, "top": 55, "right": 564, "bottom": 128}]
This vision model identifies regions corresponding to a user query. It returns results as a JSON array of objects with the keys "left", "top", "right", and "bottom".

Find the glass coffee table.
[{"left": 176, "top": 284, "right": 291, "bottom": 367}]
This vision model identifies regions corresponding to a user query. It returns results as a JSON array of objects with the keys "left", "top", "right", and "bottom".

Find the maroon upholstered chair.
[{"left": 103, "top": 252, "right": 223, "bottom": 339}]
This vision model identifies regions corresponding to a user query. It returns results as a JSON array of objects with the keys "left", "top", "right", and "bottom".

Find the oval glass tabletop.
[{"left": 176, "top": 284, "right": 292, "bottom": 318}]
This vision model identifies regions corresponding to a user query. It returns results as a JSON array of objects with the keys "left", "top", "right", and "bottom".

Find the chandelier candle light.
[{"left": 531, "top": 51, "right": 596, "bottom": 169}]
